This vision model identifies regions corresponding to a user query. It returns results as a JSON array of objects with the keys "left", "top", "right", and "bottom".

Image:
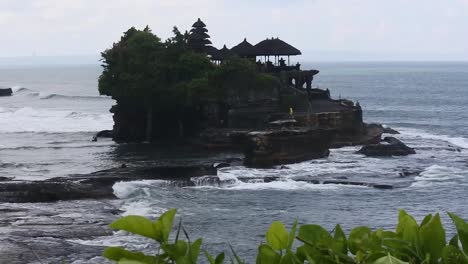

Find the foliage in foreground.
[{"left": 104, "top": 209, "right": 468, "bottom": 264}]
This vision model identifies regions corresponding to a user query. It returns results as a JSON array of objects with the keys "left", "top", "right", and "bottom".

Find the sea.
[{"left": 0, "top": 62, "right": 467, "bottom": 263}]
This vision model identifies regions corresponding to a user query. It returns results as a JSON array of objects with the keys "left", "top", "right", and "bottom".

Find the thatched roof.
[
  {"left": 190, "top": 27, "right": 208, "bottom": 33},
  {"left": 188, "top": 31, "right": 211, "bottom": 40},
  {"left": 210, "top": 45, "right": 236, "bottom": 61},
  {"left": 254, "top": 38, "right": 302, "bottom": 56},
  {"left": 230, "top": 38, "right": 260, "bottom": 57},
  {"left": 205, "top": 45, "right": 219, "bottom": 56},
  {"left": 192, "top": 18, "right": 206, "bottom": 28}
]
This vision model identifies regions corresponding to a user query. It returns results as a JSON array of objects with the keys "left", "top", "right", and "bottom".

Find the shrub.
[{"left": 103, "top": 209, "right": 468, "bottom": 264}]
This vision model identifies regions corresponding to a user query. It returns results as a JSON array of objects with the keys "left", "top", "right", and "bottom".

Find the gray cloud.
[{"left": 1, "top": 0, "right": 467, "bottom": 61}]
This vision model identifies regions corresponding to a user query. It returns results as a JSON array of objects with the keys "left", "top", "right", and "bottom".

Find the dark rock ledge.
[
  {"left": 357, "top": 137, "right": 416, "bottom": 157},
  {"left": 0, "top": 164, "right": 402, "bottom": 203},
  {"left": 0, "top": 88, "right": 13, "bottom": 96},
  {"left": 0, "top": 165, "right": 217, "bottom": 203}
]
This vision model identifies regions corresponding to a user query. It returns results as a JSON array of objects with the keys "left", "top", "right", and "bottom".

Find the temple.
[
  {"left": 189, "top": 18, "right": 318, "bottom": 93},
  {"left": 186, "top": 18, "right": 362, "bottom": 132}
]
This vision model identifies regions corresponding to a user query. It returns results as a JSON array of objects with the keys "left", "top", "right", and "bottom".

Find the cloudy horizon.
[{"left": 1, "top": 0, "right": 467, "bottom": 62}]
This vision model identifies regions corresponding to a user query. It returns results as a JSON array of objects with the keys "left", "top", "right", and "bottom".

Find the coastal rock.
[
  {"left": 331, "top": 123, "right": 383, "bottom": 148},
  {"left": 383, "top": 126, "right": 400, "bottom": 134},
  {"left": 0, "top": 165, "right": 217, "bottom": 203},
  {"left": 213, "top": 162, "right": 230, "bottom": 169},
  {"left": 357, "top": 137, "right": 416, "bottom": 157},
  {"left": 92, "top": 130, "right": 113, "bottom": 141},
  {"left": 398, "top": 168, "right": 422, "bottom": 177},
  {"left": 322, "top": 180, "right": 393, "bottom": 189},
  {"left": 0, "top": 88, "right": 13, "bottom": 96},
  {"left": 243, "top": 128, "right": 335, "bottom": 168},
  {"left": 0, "top": 176, "right": 13, "bottom": 181}
]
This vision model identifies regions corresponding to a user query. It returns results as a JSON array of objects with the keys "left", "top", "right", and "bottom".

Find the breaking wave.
[
  {"left": 0, "top": 107, "right": 113, "bottom": 132},
  {"left": 410, "top": 165, "right": 466, "bottom": 188},
  {"left": 398, "top": 127, "right": 468, "bottom": 149},
  {"left": 10, "top": 87, "right": 110, "bottom": 101},
  {"left": 40, "top": 94, "right": 110, "bottom": 101}
]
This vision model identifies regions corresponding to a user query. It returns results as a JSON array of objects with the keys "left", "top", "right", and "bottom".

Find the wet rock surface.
[
  {"left": 0, "top": 165, "right": 217, "bottom": 203},
  {"left": 243, "top": 128, "right": 335, "bottom": 168},
  {"left": 0, "top": 200, "right": 118, "bottom": 264},
  {"left": 357, "top": 137, "right": 416, "bottom": 157},
  {"left": 0, "top": 88, "right": 13, "bottom": 96}
]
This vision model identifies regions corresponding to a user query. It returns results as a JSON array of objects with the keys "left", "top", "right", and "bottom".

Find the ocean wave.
[
  {"left": 10, "top": 87, "right": 111, "bottom": 101},
  {"left": 398, "top": 128, "right": 468, "bottom": 149},
  {"left": 199, "top": 180, "right": 343, "bottom": 191},
  {"left": 40, "top": 93, "right": 111, "bottom": 101},
  {"left": 0, "top": 142, "right": 114, "bottom": 151},
  {"left": 11, "top": 86, "right": 26, "bottom": 93},
  {"left": 113, "top": 180, "right": 171, "bottom": 199},
  {"left": 410, "top": 165, "right": 465, "bottom": 188},
  {"left": 0, "top": 107, "right": 113, "bottom": 132}
]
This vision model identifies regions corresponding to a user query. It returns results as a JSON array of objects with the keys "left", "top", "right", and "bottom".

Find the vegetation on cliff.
[
  {"left": 104, "top": 209, "right": 468, "bottom": 264},
  {"left": 98, "top": 26, "right": 280, "bottom": 140}
]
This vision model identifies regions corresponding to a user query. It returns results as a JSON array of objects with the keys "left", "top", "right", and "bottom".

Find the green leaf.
[
  {"left": 420, "top": 214, "right": 433, "bottom": 227},
  {"left": 419, "top": 213, "right": 446, "bottom": 263},
  {"left": 103, "top": 247, "right": 156, "bottom": 264},
  {"left": 109, "top": 216, "right": 157, "bottom": 240},
  {"left": 287, "top": 220, "right": 298, "bottom": 250},
  {"left": 442, "top": 245, "right": 468, "bottom": 264},
  {"left": 279, "top": 251, "right": 301, "bottom": 264},
  {"left": 153, "top": 208, "right": 177, "bottom": 243},
  {"left": 372, "top": 254, "right": 409, "bottom": 264},
  {"left": 266, "top": 221, "right": 289, "bottom": 251},
  {"left": 449, "top": 234, "right": 459, "bottom": 248},
  {"left": 256, "top": 244, "right": 281, "bottom": 264},
  {"left": 396, "top": 209, "right": 419, "bottom": 244},
  {"left": 205, "top": 251, "right": 216, "bottom": 264},
  {"left": 449, "top": 212, "right": 468, "bottom": 254},
  {"left": 215, "top": 252, "right": 226, "bottom": 264},
  {"left": 190, "top": 238, "right": 203, "bottom": 263},
  {"left": 118, "top": 260, "right": 148, "bottom": 264},
  {"left": 297, "top": 224, "right": 333, "bottom": 248},
  {"left": 163, "top": 240, "right": 188, "bottom": 260},
  {"left": 348, "top": 226, "right": 371, "bottom": 255},
  {"left": 333, "top": 224, "right": 348, "bottom": 254}
]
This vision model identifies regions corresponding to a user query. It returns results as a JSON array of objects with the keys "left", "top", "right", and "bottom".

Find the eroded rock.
[
  {"left": 357, "top": 137, "right": 416, "bottom": 157},
  {"left": 243, "top": 128, "right": 335, "bottom": 168},
  {"left": 0, "top": 88, "right": 13, "bottom": 96}
]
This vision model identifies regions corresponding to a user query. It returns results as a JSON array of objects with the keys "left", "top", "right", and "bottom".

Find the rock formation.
[
  {"left": 357, "top": 137, "right": 416, "bottom": 157},
  {"left": 0, "top": 88, "right": 12, "bottom": 96}
]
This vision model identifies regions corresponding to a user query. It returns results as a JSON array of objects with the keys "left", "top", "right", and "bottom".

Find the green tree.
[{"left": 99, "top": 26, "right": 213, "bottom": 140}]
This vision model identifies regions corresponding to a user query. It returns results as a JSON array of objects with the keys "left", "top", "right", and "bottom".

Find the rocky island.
[{"left": 99, "top": 18, "right": 389, "bottom": 168}]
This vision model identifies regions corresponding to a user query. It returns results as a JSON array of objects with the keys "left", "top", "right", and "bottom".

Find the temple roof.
[
  {"left": 188, "top": 31, "right": 211, "bottom": 40},
  {"left": 192, "top": 18, "right": 206, "bottom": 28},
  {"left": 230, "top": 38, "right": 260, "bottom": 57},
  {"left": 254, "top": 38, "right": 302, "bottom": 56},
  {"left": 205, "top": 45, "right": 219, "bottom": 56},
  {"left": 190, "top": 27, "right": 208, "bottom": 33},
  {"left": 210, "top": 45, "right": 236, "bottom": 61}
]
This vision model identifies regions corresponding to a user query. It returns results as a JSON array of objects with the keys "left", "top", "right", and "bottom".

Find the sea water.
[{"left": 1, "top": 62, "right": 467, "bottom": 261}]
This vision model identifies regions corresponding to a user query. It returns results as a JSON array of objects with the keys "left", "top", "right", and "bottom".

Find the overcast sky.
[{"left": 1, "top": 0, "right": 467, "bottom": 61}]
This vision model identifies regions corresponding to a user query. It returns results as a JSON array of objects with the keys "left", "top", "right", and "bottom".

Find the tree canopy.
[{"left": 99, "top": 25, "right": 281, "bottom": 119}]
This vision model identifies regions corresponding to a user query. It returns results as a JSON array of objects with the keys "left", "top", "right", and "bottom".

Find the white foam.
[
  {"left": 113, "top": 180, "right": 170, "bottom": 199},
  {"left": 10, "top": 86, "right": 23, "bottom": 92},
  {"left": 410, "top": 165, "right": 465, "bottom": 188},
  {"left": 0, "top": 107, "right": 113, "bottom": 132},
  {"left": 399, "top": 127, "right": 468, "bottom": 149},
  {"left": 224, "top": 180, "right": 340, "bottom": 190}
]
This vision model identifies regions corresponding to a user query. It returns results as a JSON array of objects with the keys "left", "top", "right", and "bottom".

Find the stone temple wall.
[{"left": 295, "top": 109, "right": 363, "bottom": 135}]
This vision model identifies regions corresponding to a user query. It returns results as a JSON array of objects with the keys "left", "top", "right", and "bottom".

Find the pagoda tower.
[{"left": 188, "top": 18, "right": 212, "bottom": 53}]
